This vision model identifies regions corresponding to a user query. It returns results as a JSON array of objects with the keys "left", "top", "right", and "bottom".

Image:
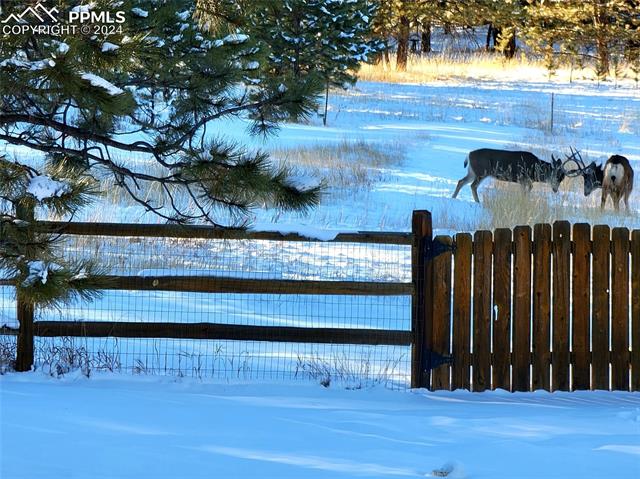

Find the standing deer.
[
  {"left": 451, "top": 148, "right": 566, "bottom": 203},
  {"left": 563, "top": 149, "right": 634, "bottom": 211},
  {"left": 561, "top": 148, "right": 604, "bottom": 196},
  {"left": 601, "top": 155, "right": 634, "bottom": 211}
]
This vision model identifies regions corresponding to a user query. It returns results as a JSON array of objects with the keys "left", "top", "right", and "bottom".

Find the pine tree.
[
  {"left": 1, "top": 1, "right": 323, "bottom": 313},
  {"left": 0, "top": 157, "right": 106, "bottom": 309},
  {"left": 1, "top": 0, "right": 322, "bottom": 224},
  {"left": 244, "top": 1, "right": 379, "bottom": 125},
  {"left": 523, "top": 0, "right": 639, "bottom": 80}
]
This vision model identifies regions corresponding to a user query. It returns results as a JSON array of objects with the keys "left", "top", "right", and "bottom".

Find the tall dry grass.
[
  {"left": 270, "top": 139, "right": 405, "bottom": 189},
  {"left": 435, "top": 176, "right": 639, "bottom": 233},
  {"left": 359, "top": 51, "right": 640, "bottom": 85}
]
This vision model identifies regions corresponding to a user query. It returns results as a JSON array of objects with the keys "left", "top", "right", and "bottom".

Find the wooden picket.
[
  {"left": 451, "top": 233, "right": 472, "bottom": 391},
  {"left": 472, "top": 230, "right": 492, "bottom": 392},
  {"left": 532, "top": 224, "right": 552, "bottom": 391},
  {"left": 571, "top": 223, "right": 591, "bottom": 391},
  {"left": 512, "top": 226, "right": 532, "bottom": 392},
  {"left": 611, "top": 228, "right": 630, "bottom": 391},
  {"left": 492, "top": 228, "right": 512, "bottom": 391},
  {"left": 592, "top": 225, "right": 610, "bottom": 390},
  {"left": 552, "top": 221, "right": 571, "bottom": 392}
]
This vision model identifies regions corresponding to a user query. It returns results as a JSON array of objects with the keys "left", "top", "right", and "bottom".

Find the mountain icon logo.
[{"left": 1, "top": 3, "right": 60, "bottom": 24}]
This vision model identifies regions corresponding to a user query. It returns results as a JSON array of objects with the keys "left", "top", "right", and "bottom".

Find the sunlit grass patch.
[
  {"left": 358, "top": 52, "right": 639, "bottom": 85},
  {"left": 481, "top": 183, "right": 638, "bottom": 230},
  {"left": 270, "top": 139, "right": 405, "bottom": 190}
]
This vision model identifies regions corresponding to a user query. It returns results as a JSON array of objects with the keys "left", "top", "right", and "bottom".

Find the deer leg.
[
  {"left": 470, "top": 177, "right": 483, "bottom": 203},
  {"left": 452, "top": 172, "right": 475, "bottom": 199},
  {"left": 613, "top": 194, "right": 621, "bottom": 212},
  {"left": 624, "top": 191, "right": 631, "bottom": 213},
  {"left": 600, "top": 190, "right": 608, "bottom": 210}
]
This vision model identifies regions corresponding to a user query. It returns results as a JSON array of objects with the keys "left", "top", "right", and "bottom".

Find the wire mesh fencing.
[{"left": 3, "top": 225, "right": 415, "bottom": 388}]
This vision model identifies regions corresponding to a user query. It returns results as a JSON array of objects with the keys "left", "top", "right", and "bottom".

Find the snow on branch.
[
  {"left": 80, "top": 73, "right": 124, "bottom": 96},
  {"left": 26, "top": 175, "right": 71, "bottom": 202}
]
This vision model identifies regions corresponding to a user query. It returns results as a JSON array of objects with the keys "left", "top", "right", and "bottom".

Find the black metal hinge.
[
  {"left": 424, "top": 237, "right": 456, "bottom": 260},
  {"left": 423, "top": 349, "right": 453, "bottom": 371}
]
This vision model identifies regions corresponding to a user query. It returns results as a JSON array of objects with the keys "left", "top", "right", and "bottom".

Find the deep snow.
[{"left": 1, "top": 373, "right": 639, "bottom": 479}]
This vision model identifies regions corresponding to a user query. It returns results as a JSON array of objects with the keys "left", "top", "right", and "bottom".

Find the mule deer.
[
  {"left": 561, "top": 148, "right": 604, "bottom": 197},
  {"left": 601, "top": 155, "right": 634, "bottom": 211},
  {"left": 563, "top": 150, "right": 634, "bottom": 211},
  {"left": 452, "top": 148, "right": 566, "bottom": 203}
]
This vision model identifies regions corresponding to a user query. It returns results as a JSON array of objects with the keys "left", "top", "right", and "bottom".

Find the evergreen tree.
[
  {"left": 243, "top": 1, "right": 380, "bottom": 124},
  {"left": 523, "top": 0, "right": 639, "bottom": 80},
  {"left": 1, "top": 1, "right": 322, "bottom": 310}
]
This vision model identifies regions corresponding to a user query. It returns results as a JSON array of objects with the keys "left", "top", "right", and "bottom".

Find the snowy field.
[
  {"left": 250, "top": 79, "right": 640, "bottom": 232},
  {"left": 2, "top": 373, "right": 640, "bottom": 479},
  {"left": 2, "top": 78, "right": 640, "bottom": 477},
  {"left": 2, "top": 77, "right": 640, "bottom": 378}
]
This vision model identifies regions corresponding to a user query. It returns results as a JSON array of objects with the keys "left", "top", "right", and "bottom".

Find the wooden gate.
[{"left": 416, "top": 219, "right": 640, "bottom": 392}]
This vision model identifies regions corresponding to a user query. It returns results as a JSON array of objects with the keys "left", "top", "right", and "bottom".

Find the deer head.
[{"left": 561, "top": 148, "right": 603, "bottom": 196}]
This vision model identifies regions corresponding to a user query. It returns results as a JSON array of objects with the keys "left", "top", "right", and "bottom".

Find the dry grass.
[
  {"left": 56, "top": 140, "right": 405, "bottom": 223},
  {"left": 436, "top": 177, "right": 639, "bottom": 233},
  {"left": 359, "top": 52, "right": 640, "bottom": 85},
  {"left": 270, "top": 139, "right": 405, "bottom": 190}
]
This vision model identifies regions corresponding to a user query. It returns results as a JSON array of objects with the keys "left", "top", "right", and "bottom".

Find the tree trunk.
[
  {"left": 503, "top": 32, "right": 517, "bottom": 59},
  {"left": 323, "top": 81, "right": 329, "bottom": 127},
  {"left": 396, "top": 16, "right": 410, "bottom": 71},
  {"left": 421, "top": 22, "right": 432, "bottom": 54},
  {"left": 593, "top": 2, "right": 610, "bottom": 79},
  {"left": 14, "top": 202, "right": 35, "bottom": 372},
  {"left": 486, "top": 24, "right": 495, "bottom": 51}
]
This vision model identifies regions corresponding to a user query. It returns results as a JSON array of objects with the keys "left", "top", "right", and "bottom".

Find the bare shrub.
[
  {"left": 295, "top": 352, "right": 404, "bottom": 389},
  {"left": 0, "top": 336, "right": 16, "bottom": 374}
]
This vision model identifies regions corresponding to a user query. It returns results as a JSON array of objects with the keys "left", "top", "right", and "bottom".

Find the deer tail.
[{"left": 464, "top": 156, "right": 468, "bottom": 168}]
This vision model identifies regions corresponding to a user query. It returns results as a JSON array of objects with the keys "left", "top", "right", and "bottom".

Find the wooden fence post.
[
  {"left": 631, "top": 230, "right": 640, "bottom": 392},
  {"left": 411, "top": 210, "right": 433, "bottom": 389},
  {"left": 15, "top": 202, "right": 35, "bottom": 372}
]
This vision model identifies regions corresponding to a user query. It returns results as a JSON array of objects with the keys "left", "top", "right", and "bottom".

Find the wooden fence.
[
  {"left": 427, "top": 222, "right": 640, "bottom": 392},
  {"left": 2, "top": 211, "right": 639, "bottom": 391},
  {"left": 4, "top": 214, "right": 419, "bottom": 377}
]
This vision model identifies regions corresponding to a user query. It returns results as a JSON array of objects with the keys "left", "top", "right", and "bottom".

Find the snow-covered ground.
[
  {"left": 1, "top": 373, "right": 639, "bottom": 479},
  {"left": 2, "top": 78, "right": 640, "bottom": 477},
  {"left": 2, "top": 79, "right": 639, "bottom": 232}
]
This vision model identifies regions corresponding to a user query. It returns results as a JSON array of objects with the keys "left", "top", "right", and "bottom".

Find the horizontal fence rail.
[
  {"left": 32, "top": 220, "right": 414, "bottom": 244},
  {"left": 9, "top": 321, "right": 412, "bottom": 346}
]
